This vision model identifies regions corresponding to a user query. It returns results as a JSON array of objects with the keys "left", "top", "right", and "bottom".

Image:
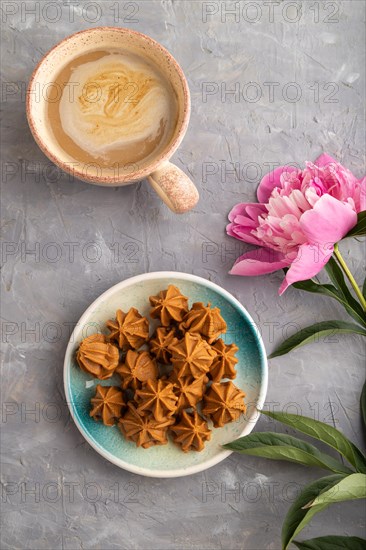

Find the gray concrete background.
[{"left": 1, "top": 1, "right": 365, "bottom": 548}]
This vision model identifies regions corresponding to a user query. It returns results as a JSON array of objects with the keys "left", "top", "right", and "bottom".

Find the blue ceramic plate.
[{"left": 64, "top": 272, "right": 268, "bottom": 477}]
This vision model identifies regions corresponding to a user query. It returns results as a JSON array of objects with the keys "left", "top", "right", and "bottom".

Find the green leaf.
[
  {"left": 325, "top": 258, "right": 366, "bottom": 326},
  {"left": 284, "top": 268, "right": 366, "bottom": 326},
  {"left": 293, "top": 535, "right": 366, "bottom": 550},
  {"left": 268, "top": 321, "right": 366, "bottom": 358},
  {"left": 223, "top": 432, "right": 352, "bottom": 474},
  {"left": 363, "top": 276, "right": 366, "bottom": 300},
  {"left": 291, "top": 279, "right": 349, "bottom": 310},
  {"left": 305, "top": 473, "right": 366, "bottom": 507},
  {"left": 345, "top": 211, "right": 366, "bottom": 237},
  {"left": 361, "top": 381, "right": 366, "bottom": 433},
  {"left": 282, "top": 474, "right": 346, "bottom": 549},
  {"left": 291, "top": 277, "right": 337, "bottom": 295},
  {"left": 260, "top": 410, "right": 366, "bottom": 474},
  {"left": 293, "top": 277, "right": 365, "bottom": 327}
]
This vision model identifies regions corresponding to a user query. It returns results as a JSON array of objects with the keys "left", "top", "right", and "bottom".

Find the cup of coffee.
[{"left": 27, "top": 27, "right": 199, "bottom": 213}]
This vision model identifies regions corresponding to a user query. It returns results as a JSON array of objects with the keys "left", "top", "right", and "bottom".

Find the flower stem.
[{"left": 333, "top": 243, "right": 366, "bottom": 311}]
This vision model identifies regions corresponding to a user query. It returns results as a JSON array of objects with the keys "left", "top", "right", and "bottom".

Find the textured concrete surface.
[{"left": 1, "top": 1, "right": 365, "bottom": 549}]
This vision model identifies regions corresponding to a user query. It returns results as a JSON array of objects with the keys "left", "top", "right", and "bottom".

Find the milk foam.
[{"left": 59, "top": 53, "right": 172, "bottom": 157}]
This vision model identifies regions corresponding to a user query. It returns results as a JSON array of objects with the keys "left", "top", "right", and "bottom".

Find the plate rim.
[{"left": 63, "top": 271, "right": 268, "bottom": 478}]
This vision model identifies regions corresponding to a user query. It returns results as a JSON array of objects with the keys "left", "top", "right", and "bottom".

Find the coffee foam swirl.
[{"left": 59, "top": 53, "right": 172, "bottom": 157}]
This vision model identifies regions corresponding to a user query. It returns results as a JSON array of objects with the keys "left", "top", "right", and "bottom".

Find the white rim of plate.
[{"left": 63, "top": 271, "right": 268, "bottom": 478}]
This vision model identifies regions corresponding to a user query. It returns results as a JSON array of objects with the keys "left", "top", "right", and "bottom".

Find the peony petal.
[
  {"left": 279, "top": 243, "right": 334, "bottom": 294},
  {"left": 300, "top": 194, "right": 357, "bottom": 245},
  {"left": 227, "top": 202, "right": 266, "bottom": 245},
  {"left": 314, "top": 153, "right": 338, "bottom": 168},
  {"left": 228, "top": 203, "right": 246, "bottom": 222},
  {"left": 257, "top": 166, "right": 299, "bottom": 203},
  {"left": 226, "top": 223, "right": 263, "bottom": 245},
  {"left": 228, "top": 202, "right": 266, "bottom": 222},
  {"left": 245, "top": 204, "right": 267, "bottom": 220},
  {"left": 235, "top": 214, "right": 258, "bottom": 228},
  {"left": 359, "top": 177, "right": 366, "bottom": 212},
  {"left": 229, "top": 248, "right": 290, "bottom": 276}
]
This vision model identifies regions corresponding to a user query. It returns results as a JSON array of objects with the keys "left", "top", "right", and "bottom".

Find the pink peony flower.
[{"left": 227, "top": 153, "right": 365, "bottom": 294}]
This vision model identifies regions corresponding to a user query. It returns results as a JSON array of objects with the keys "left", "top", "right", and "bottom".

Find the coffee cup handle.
[{"left": 147, "top": 162, "right": 199, "bottom": 214}]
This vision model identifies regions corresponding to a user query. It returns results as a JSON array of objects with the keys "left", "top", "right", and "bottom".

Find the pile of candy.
[{"left": 76, "top": 285, "right": 246, "bottom": 452}]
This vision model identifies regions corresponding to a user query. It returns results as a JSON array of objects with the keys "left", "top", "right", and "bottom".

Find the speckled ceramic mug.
[{"left": 27, "top": 27, "right": 199, "bottom": 214}]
